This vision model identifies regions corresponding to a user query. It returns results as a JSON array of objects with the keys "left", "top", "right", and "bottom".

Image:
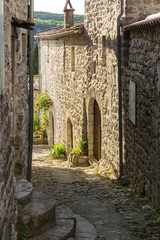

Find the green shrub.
[
  {"left": 72, "top": 138, "right": 88, "bottom": 155},
  {"left": 49, "top": 143, "right": 66, "bottom": 159},
  {"left": 72, "top": 147, "right": 81, "bottom": 155}
]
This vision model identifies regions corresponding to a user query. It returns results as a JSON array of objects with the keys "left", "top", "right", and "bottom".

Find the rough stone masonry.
[
  {"left": 0, "top": 0, "right": 29, "bottom": 239},
  {"left": 37, "top": 0, "right": 160, "bottom": 207}
]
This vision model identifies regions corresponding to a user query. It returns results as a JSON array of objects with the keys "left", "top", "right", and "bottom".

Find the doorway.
[
  {"left": 94, "top": 100, "right": 101, "bottom": 160},
  {"left": 49, "top": 112, "right": 54, "bottom": 146},
  {"left": 67, "top": 117, "right": 73, "bottom": 154},
  {"left": 88, "top": 99, "right": 101, "bottom": 160}
]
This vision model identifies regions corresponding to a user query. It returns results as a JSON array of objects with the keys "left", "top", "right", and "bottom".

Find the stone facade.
[
  {"left": 0, "top": 0, "right": 29, "bottom": 239},
  {"left": 38, "top": 0, "right": 121, "bottom": 176},
  {"left": 125, "top": 0, "right": 160, "bottom": 23},
  {"left": 123, "top": 25, "right": 160, "bottom": 207},
  {"left": 37, "top": 0, "right": 160, "bottom": 207}
]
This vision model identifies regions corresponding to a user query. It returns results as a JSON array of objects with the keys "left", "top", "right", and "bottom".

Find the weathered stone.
[
  {"left": 0, "top": 0, "right": 29, "bottom": 239},
  {"left": 37, "top": 0, "right": 160, "bottom": 208},
  {"left": 123, "top": 26, "right": 160, "bottom": 207},
  {"left": 17, "top": 191, "right": 57, "bottom": 239}
]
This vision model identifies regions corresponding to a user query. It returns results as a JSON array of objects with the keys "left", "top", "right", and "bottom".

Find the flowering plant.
[
  {"left": 35, "top": 91, "right": 53, "bottom": 112},
  {"left": 33, "top": 91, "right": 52, "bottom": 140}
]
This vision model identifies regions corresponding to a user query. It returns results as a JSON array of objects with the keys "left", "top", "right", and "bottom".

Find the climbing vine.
[{"left": 33, "top": 91, "right": 53, "bottom": 141}]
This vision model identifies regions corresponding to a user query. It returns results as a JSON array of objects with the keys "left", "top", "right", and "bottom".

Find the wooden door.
[
  {"left": 94, "top": 100, "right": 101, "bottom": 160},
  {"left": 49, "top": 112, "right": 54, "bottom": 145}
]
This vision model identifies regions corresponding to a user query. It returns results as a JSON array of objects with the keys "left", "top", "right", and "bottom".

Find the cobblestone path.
[{"left": 32, "top": 147, "right": 160, "bottom": 240}]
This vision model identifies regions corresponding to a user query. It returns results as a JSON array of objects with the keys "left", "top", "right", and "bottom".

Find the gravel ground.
[{"left": 32, "top": 147, "right": 160, "bottom": 240}]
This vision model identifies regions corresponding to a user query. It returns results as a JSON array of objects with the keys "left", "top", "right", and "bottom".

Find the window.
[
  {"left": 71, "top": 46, "right": 75, "bottom": 72},
  {"left": 102, "top": 36, "right": 106, "bottom": 67},
  {"left": 0, "top": 0, "right": 4, "bottom": 95},
  {"left": 22, "top": 33, "right": 27, "bottom": 57}
]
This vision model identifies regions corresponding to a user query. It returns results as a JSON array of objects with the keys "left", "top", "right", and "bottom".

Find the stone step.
[
  {"left": 17, "top": 191, "right": 57, "bottom": 239},
  {"left": 29, "top": 219, "right": 75, "bottom": 240},
  {"left": 56, "top": 206, "right": 97, "bottom": 240},
  {"left": 29, "top": 204, "right": 97, "bottom": 240},
  {"left": 74, "top": 215, "right": 97, "bottom": 240},
  {"left": 17, "top": 179, "right": 33, "bottom": 209},
  {"left": 29, "top": 204, "right": 76, "bottom": 240}
]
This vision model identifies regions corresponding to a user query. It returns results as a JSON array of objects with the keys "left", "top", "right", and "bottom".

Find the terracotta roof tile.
[
  {"left": 35, "top": 21, "right": 84, "bottom": 38},
  {"left": 124, "top": 13, "right": 160, "bottom": 31}
]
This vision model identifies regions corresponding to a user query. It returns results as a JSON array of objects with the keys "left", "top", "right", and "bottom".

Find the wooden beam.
[{"left": 11, "top": 17, "right": 35, "bottom": 30}]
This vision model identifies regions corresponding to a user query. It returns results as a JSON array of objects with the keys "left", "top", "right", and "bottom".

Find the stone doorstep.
[
  {"left": 17, "top": 191, "right": 57, "bottom": 239},
  {"left": 68, "top": 154, "right": 90, "bottom": 167}
]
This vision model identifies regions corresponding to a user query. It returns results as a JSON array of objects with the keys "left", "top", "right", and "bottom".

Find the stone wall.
[
  {"left": 125, "top": 0, "right": 160, "bottom": 24},
  {"left": 39, "top": 0, "right": 121, "bottom": 176},
  {"left": 39, "top": 36, "right": 86, "bottom": 147},
  {"left": 123, "top": 26, "right": 160, "bottom": 206},
  {"left": 0, "top": 0, "right": 29, "bottom": 239},
  {"left": 84, "top": 0, "right": 120, "bottom": 174}
]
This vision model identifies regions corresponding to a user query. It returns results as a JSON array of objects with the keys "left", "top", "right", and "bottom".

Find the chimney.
[{"left": 63, "top": 0, "right": 75, "bottom": 28}]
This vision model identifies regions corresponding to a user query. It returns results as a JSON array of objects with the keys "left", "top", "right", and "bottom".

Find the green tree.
[
  {"left": 34, "top": 11, "right": 84, "bottom": 35},
  {"left": 33, "top": 43, "right": 38, "bottom": 74}
]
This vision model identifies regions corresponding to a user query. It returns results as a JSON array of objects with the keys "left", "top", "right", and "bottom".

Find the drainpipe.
[
  {"left": 27, "top": 0, "right": 34, "bottom": 181},
  {"left": 117, "top": 0, "right": 124, "bottom": 178}
]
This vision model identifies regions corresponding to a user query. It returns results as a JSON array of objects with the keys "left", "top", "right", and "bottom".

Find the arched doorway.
[
  {"left": 67, "top": 118, "right": 73, "bottom": 154},
  {"left": 88, "top": 99, "right": 101, "bottom": 160},
  {"left": 94, "top": 100, "right": 101, "bottom": 160},
  {"left": 49, "top": 112, "right": 54, "bottom": 146}
]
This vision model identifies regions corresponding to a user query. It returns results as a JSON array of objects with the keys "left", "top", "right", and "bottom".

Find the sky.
[{"left": 34, "top": 0, "right": 84, "bottom": 14}]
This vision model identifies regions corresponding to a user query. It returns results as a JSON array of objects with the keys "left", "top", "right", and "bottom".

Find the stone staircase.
[{"left": 16, "top": 179, "right": 97, "bottom": 240}]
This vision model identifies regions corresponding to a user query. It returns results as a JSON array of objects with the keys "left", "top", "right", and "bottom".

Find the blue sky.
[{"left": 34, "top": 0, "right": 84, "bottom": 14}]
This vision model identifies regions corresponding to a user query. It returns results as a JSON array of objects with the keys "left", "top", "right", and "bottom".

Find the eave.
[
  {"left": 35, "top": 24, "right": 84, "bottom": 40},
  {"left": 124, "top": 16, "right": 160, "bottom": 32}
]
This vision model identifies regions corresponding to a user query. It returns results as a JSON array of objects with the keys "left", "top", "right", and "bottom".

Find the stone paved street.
[{"left": 32, "top": 148, "right": 160, "bottom": 240}]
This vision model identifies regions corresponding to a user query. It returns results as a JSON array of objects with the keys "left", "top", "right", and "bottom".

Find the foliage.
[
  {"left": 33, "top": 91, "right": 52, "bottom": 140},
  {"left": 151, "top": 213, "right": 160, "bottom": 222},
  {"left": 72, "top": 138, "right": 88, "bottom": 155},
  {"left": 21, "top": 225, "right": 28, "bottom": 240},
  {"left": 35, "top": 91, "right": 53, "bottom": 112},
  {"left": 72, "top": 146, "right": 81, "bottom": 155},
  {"left": 33, "top": 112, "right": 41, "bottom": 131},
  {"left": 34, "top": 125, "right": 47, "bottom": 139},
  {"left": 34, "top": 11, "right": 84, "bottom": 35},
  {"left": 49, "top": 143, "right": 66, "bottom": 159},
  {"left": 33, "top": 43, "right": 38, "bottom": 74}
]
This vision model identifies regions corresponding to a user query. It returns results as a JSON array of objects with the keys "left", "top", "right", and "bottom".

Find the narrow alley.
[{"left": 32, "top": 147, "right": 160, "bottom": 240}]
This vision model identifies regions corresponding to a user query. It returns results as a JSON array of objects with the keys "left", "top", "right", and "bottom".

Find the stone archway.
[
  {"left": 49, "top": 112, "right": 54, "bottom": 146},
  {"left": 67, "top": 117, "right": 73, "bottom": 155},
  {"left": 88, "top": 99, "right": 101, "bottom": 160}
]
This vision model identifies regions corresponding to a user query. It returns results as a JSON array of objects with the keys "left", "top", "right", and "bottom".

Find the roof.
[
  {"left": 35, "top": 21, "right": 84, "bottom": 39},
  {"left": 124, "top": 12, "right": 160, "bottom": 32}
]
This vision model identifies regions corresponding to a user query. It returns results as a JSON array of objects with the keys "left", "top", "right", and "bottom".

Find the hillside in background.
[{"left": 34, "top": 11, "right": 84, "bottom": 35}]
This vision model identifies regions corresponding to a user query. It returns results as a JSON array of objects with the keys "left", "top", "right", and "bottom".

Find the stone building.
[
  {"left": 37, "top": 0, "right": 120, "bottom": 176},
  {"left": 36, "top": 0, "right": 160, "bottom": 207},
  {"left": 0, "top": 0, "right": 33, "bottom": 238},
  {"left": 122, "top": 14, "right": 160, "bottom": 206}
]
